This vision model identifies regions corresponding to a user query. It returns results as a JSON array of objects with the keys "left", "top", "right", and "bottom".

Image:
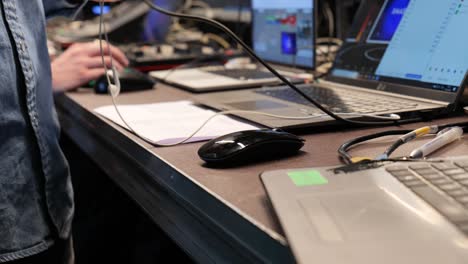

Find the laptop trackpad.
[
  {"left": 299, "top": 190, "right": 420, "bottom": 243},
  {"left": 226, "top": 100, "right": 288, "bottom": 110}
]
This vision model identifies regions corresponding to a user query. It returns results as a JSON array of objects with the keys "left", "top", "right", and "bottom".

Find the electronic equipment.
[
  {"left": 121, "top": 42, "right": 231, "bottom": 72},
  {"left": 52, "top": 1, "right": 151, "bottom": 43},
  {"left": 261, "top": 155, "right": 468, "bottom": 264},
  {"left": 198, "top": 129, "right": 305, "bottom": 166},
  {"left": 150, "top": 0, "right": 315, "bottom": 92},
  {"left": 98, "top": 0, "right": 402, "bottom": 150},
  {"left": 196, "top": 0, "right": 468, "bottom": 129},
  {"left": 93, "top": 67, "right": 156, "bottom": 94}
]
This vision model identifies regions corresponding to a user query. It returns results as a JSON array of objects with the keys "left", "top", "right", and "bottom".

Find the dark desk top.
[{"left": 55, "top": 84, "right": 468, "bottom": 263}]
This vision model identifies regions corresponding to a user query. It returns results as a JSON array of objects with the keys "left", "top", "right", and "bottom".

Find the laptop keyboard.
[
  {"left": 386, "top": 159, "right": 468, "bottom": 235},
  {"left": 256, "top": 85, "right": 419, "bottom": 113},
  {"left": 206, "top": 68, "right": 275, "bottom": 80}
]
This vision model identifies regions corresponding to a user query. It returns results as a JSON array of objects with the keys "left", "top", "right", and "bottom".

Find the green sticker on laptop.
[{"left": 288, "top": 170, "right": 328, "bottom": 186}]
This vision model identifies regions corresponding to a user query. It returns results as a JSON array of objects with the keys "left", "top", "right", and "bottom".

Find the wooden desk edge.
[{"left": 55, "top": 93, "right": 295, "bottom": 263}]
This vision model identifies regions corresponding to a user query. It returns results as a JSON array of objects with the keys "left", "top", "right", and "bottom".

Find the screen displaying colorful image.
[
  {"left": 281, "top": 32, "right": 297, "bottom": 55},
  {"left": 368, "top": 0, "right": 410, "bottom": 43},
  {"left": 252, "top": 0, "right": 315, "bottom": 68}
]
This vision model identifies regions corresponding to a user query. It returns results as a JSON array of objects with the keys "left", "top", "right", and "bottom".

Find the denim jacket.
[{"left": 0, "top": 0, "right": 76, "bottom": 262}]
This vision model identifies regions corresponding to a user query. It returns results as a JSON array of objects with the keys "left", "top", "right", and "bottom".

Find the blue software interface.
[
  {"left": 252, "top": 0, "right": 315, "bottom": 68},
  {"left": 332, "top": 0, "right": 468, "bottom": 93}
]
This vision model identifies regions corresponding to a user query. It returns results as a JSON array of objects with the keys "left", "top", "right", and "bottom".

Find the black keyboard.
[
  {"left": 207, "top": 68, "right": 275, "bottom": 80},
  {"left": 256, "top": 86, "right": 419, "bottom": 114},
  {"left": 386, "top": 159, "right": 468, "bottom": 235}
]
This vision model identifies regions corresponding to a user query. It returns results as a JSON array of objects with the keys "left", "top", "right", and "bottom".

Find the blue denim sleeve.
[{"left": 41, "top": 0, "right": 78, "bottom": 18}]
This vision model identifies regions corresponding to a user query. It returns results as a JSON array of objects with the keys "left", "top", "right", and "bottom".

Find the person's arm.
[{"left": 51, "top": 41, "right": 129, "bottom": 93}]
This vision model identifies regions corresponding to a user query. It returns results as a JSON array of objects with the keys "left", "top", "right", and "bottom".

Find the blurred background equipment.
[
  {"left": 48, "top": 0, "right": 244, "bottom": 73},
  {"left": 315, "top": 0, "right": 361, "bottom": 75},
  {"left": 50, "top": 0, "right": 177, "bottom": 44},
  {"left": 333, "top": 0, "right": 362, "bottom": 39},
  {"left": 47, "top": 0, "right": 364, "bottom": 83}
]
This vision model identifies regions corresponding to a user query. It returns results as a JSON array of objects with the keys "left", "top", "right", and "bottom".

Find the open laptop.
[
  {"left": 196, "top": 0, "right": 468, "bottom": 129},
  {"left": 150, "top": 0, "right": 316, "bottom": 92},
  {"left": 261, "top": 155, "right": 468, "bottom": 264}
]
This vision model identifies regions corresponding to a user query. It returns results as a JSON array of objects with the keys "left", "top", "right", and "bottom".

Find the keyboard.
[
  {"left": 256, "top": 85, "right": 419, "bottom": 113},
  {"left": 207, "top": 68, "right": 275, "bottom": 80},
  {"left": 386, "top": 159, "right": 468, "bottom": 235}
]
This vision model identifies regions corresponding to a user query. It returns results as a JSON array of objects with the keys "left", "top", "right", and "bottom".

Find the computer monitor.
[
  {"left": 252, "top": 0, "right": 315, "bottom": 68},
  {"left": 331, "top": 0, "right": 468, "bottom": 93}
]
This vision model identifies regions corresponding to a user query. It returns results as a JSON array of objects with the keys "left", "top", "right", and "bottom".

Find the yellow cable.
[
  {"left": 413, "top": 126, "right": 432, "bottom": 137},
  {"left": 351, "top": 157, "right": 373, "bottom": 163},
  {"left": 202, "top": 33, "right": 231, "bottom": 49}
]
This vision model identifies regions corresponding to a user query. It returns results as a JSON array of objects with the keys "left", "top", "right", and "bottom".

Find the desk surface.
[{"left": 56, "top": 84, "right": 468, "bottom": 263}]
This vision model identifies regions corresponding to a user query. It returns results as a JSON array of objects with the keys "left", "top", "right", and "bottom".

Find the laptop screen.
[
  {"left": 252, "top": 0, "right": 315, "bottom": 69},
  {"left": 331, "top": 0, "right": 468, "bottom": 93}
]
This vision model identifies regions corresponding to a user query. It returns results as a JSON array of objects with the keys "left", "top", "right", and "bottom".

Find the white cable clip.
[{"left": 106, "top": 67, "right": 121, "bottom": 98}]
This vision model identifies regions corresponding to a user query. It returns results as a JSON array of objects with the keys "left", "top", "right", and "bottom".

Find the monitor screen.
[
  {"left": 331, "top": 0, "right": 468, "bottom": 93},
  {"left": 252, "top": 0, "right": 315, "bottom": 68}
]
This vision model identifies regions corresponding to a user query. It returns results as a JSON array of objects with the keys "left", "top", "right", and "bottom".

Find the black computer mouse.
[
  {"left": 93, "top": 67, "right": 156, "bottom": 94},
  {"left": 198, "top": 129, "right": 305, "bottom": 166}
]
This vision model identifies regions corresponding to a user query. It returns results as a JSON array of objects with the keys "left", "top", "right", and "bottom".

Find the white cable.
[
  {"left": 324, "top": 2, "right": 335, "bottom": 37},
  {"left": 72, "top": 0, "right": 90, "bottom": 20},
  {"left": 168, "top": 0, "right": 193, "bottom": 41},
  {"left": 183, "top": 0, "right": 193, "bottom": 11},
  {"left": 201, "top": 33, "right": 231, "bottom": 49},
  {"left": 97, "top": 0, "right": 401, "bottom": 148},
  {"left": 166, "top": 0, "right": 210, "bottom": 43},
  {"left": 106, "top": 105, "right": 401, "bottom": 147}
]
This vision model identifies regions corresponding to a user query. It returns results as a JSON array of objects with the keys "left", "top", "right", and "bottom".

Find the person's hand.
[{"left": 51, "top": 41, "right": 129, "bottom": 92}]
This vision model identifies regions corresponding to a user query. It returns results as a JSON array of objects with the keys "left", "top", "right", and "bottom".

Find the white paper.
[{"left": 94, "top": 101, "right": 259, "bottom": 145}]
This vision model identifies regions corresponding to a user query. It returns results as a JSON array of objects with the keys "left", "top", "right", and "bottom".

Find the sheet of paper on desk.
[{"left": 94, "top": 100, "right": 260, "bottom": 145}]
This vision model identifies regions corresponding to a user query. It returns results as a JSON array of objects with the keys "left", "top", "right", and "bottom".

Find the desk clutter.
[{"left": 51, "top": 0, "right": 468, "bottom": 263}]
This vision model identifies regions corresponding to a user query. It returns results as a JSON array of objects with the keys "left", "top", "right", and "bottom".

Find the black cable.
[
  {"left": 141, "top": 0, "right": 403, "bottom": 126},
  {"left": 338, "top": 130, "right": 412, "bottom": 164},
  {"left": 338, "top": 121, "right": 468, "bottom": 164},
  {"left": 382, "top": 138, "right": 406, "bottom": 159}
]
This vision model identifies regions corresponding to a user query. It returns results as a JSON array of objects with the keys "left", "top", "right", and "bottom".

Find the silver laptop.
[
  {"left": 150, "top": 0, "right": 316, "bottom": 92},
  {"left": 261, "top": 155, "right": 468, "bottom": 264},
  {"left": 195, "top": 0, "right": 467, "bottom": 129}
]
